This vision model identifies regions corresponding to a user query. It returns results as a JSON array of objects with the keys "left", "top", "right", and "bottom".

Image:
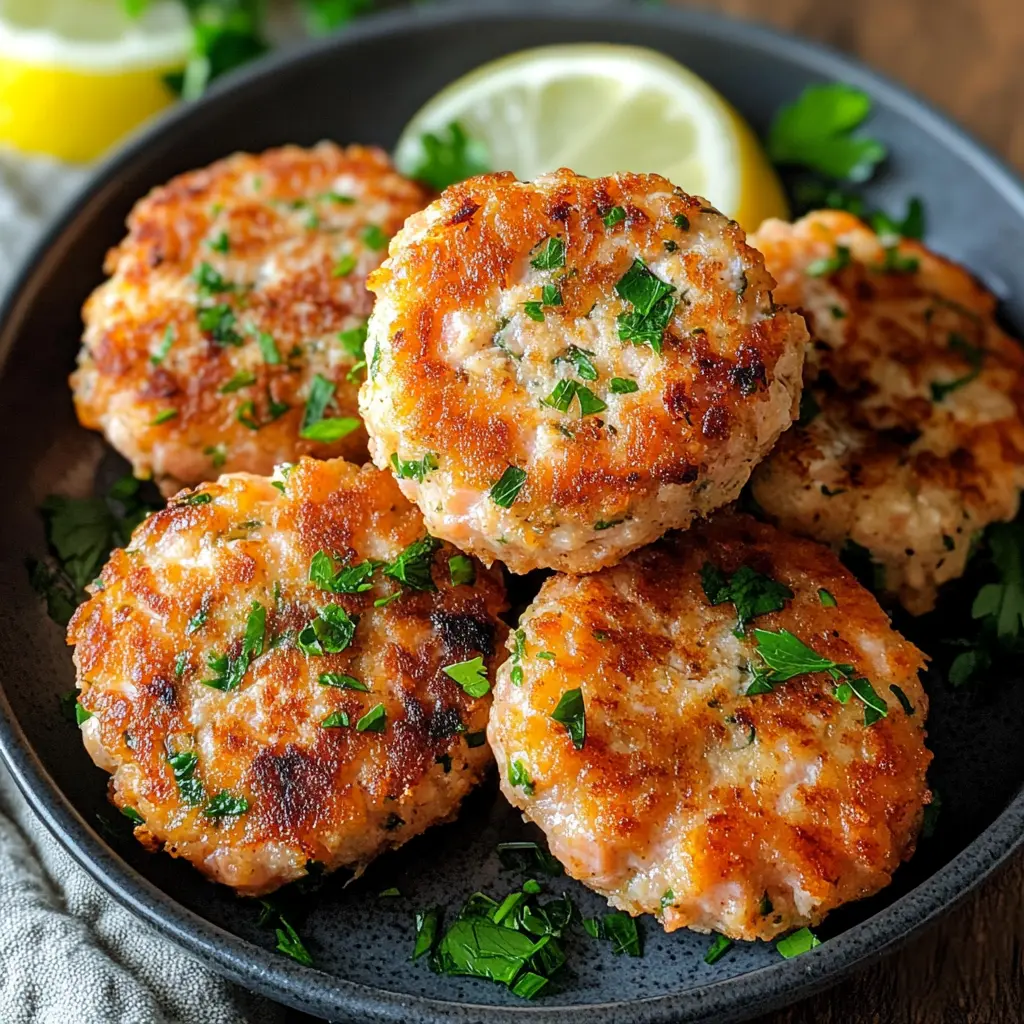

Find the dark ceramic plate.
[{"left": 2, "top": 3, "right": 1024, "bottom": 1022}]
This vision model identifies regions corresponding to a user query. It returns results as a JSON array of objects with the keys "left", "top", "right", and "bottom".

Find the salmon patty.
[
  {"left": 67, "top": 458, "right": 507, "bottom": 895},
  {"left": 750, "top": 210, "right": 1024, "bottom": 614},
  {"left": 360, "top": 170, "right": 807, "bottom": 574},
  {"left": 73, "top": 144, "right": 429, "bottom": 495},
  {"left": 488, "top": 513, "right": 931, "bottom": 941}
]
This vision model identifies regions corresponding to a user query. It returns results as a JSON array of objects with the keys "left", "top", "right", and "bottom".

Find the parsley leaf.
[
  {"left": 971, "top": 523, "right": 1024, "bottom": 640},
  {"left": 508, "top": 759, "right": 534, "bottom": 795},
  {"left": 701, "top": 562, "right": 794, "bottom": 631},
  {"left": 318, "top": 672, "right": 368, "bottom": 690},
  {"left": 274, "top": 914, "right": 314, "bottom": 966},
  {"left": 554, "top": 345, "right": 597, "bottom": 381},
  {"left": 768, "top": 84, "right": 887, "bottom": 182},
  {"left": 806, "top": 245, "right": 851, "bottom": 277},
  {"left": 167, "top": 751, "right": 202, "bottom": 806},
  {"left": 382, "top": 535, "right": 440, "bottom": 591},
  {"left": 931, "top": 333, "right": 985, "bottom": 402},
  {"left": 609, "top": 377, "right": 638, "bottom": 394},
  {"left": 405, "top": 122, "right": 489, "bottom": 191},
  {"left": 870, "top": 197, "right": 926, "bottom": 240},
  {"left": 309, "top": 551, "right": 376, "bottom": 594},
  {"left": 297, "top": 604, "right": 358, "bottom": 656},
  {"left": 704, "top": 933, "right": 734, "bottom": 965},
  {"left": 413, "top": 907, "right": 442, "bottom": 960},
  {"left": 603, "top": 913, "right": 642, "bottom": 956},
  {"left": 443, "top": 656, "right": 490, "bottom": 698},
  {"left": 530, "top": 237, "right": 565, "bottom": 270},
  {"left": 356, "top": 702, "right": 387, "bottom": 732},
  {"left": 614, "top": 259, "right": 676, "bottom": 354},
  {"left": 776, "top": 927, "right": 821, "bottom": 958},
  {"left": 496, "top": 841, "right": 563, "bottom": 877},
  {"left": 391, "top": 451, "right": 439, "bottom": 483},
  {"left": 602, "top": 205, "right": 626, "bottom": 227},
  {"left": 204, "top": 791, "right": 249, "bottom": 819},
  {"left": 490, "top": 466, "right": 527, "bottom": 508},
  {"left": 448, "top": 554, "right": 476, "bottom": 587},
  {"left": 550, "top": 688, "right": 585, "bottom": 749}
]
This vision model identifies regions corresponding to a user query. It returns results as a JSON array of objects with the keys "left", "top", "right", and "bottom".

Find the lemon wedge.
[
  {"left": 0, "top": 0, "right": 190, "bottom": 163},
  {"left": 395, "top": 43, "right": 788, "bottom": 232}
]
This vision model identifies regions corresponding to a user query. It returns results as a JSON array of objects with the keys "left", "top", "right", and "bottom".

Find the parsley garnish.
[
  {"left": 219, "top": 370, "right": 256, "bottom": 393},
  {"left": 776, "top": 927, "right": 821, "bottom": 959},
  {"left": 510, "top": 628, "right": 526, "bottom": 686},
  {"left": 490, "top": 466, "right": 527, "bottom": 508},
  {"left": 614, "top": 259, "right": 676, "bottom": 354},
  {"left": 523, "top": 301, "right": 545, "bottom": 322},
  {"left": 274, "top": 916, "right": 313, "bottom": 966},
  {"left": 412, "top": 907, "right": 442, "bottom": 960},
  {"left": 806, "top": 245, "right": 851, "bottom": 277},
  {"left": 443, "top": 657, "right": 490, "bottom": 698},
  {"left": 496, "top": 841, "right": 563, "bottom": 877},
  {"left": 701, "top": 562, "right": 793, "bottom": 631},
  {"left": 362, "top": 224, "right": 388, "bottom": 251},
  {"left": 193, "top": 261, "right": 234, "bottom": 298},
  {"left": 197, "top": 302, "right": 242, "bottom": 345},
  {"left": 448, "top": 554, "right": 476, "bottom": 587},
  {"left": 603, "top": 913, "right": 642, "bottom": 956},
  {"left": 673, "top": 213, "right": 690, "bottom": 230},
  {"left": 150, "top": 324, "right": 175, "bottom": 365},
  {"left": 318, "top": 672, "right": 368, "bottom": 690},
  {"left": 208, "top": 230, "right": 230, "bottom": 254},
  {"left": 356, "top": 702, "right": 387, "bottom": 732},
  {"left": 300, "top": 373, "right": 358, "bottom": 442},
  {"left": 382, "top": 535, "right": 440, "bottom": 591},
  {"left": 297, "top": 604, "right": 358, "bottom": 656},
  {"left": 609, "top": 377, "right": 638, "bottom": 394},
  {"left": 204, "top": 791, "right": 249, "bottom": 819},
  {"left": 309, "top": 551, "right": 375, "bottom": 594},
  {"left": 550, "top": 688, "right": 585, "bottom": 749},
  {"left": 871, "top": 197, "right": 926, "bottom": 240},
  {"left": 321, "top": 711, "right": 350, "bottom": 728},
  {"left": 875, "top": 246, "right": 920, "bottom": 274},
  {"left": 391, "top": 451, "right": 439, "bottom": 483},
  {"left": 338, "top": 322, "right": 368, "bottom": 360},
  {"left": 768, "top": 84, "right": 886, "bottom": 181},
  {"left": 931, "top": 333, "right": 985, "bottom": 401},
  {"left": 120, "top": 806, "right": 145, "bottom": 826},
  {"left": 405, "top": 122, "right": 489, "bottom": 191},
  {"left": 603, "top": 206, "right": 626, "bottom": 227},
  {"left": 704, "top": 934, "right": 734, "bottom": 965},
  {"left": 542, "top": 378, "right": 606, "bottom": 417},
  {"left": 151, "top": 408, "right": 178, "bottom": 425},
  {"left": 970, "top": 523, "right": 1024, "bottom": 640},
  {"left": 530, "top": 237, "right": 565, "bottom": 270},
  {"left": 167, "top": 751, "right": 202, "bottom": 805},
  {"left": 508, "top": 759, "right": 534, "bottom": 795},
  {"left": 554, "top": 345, "right": 597, "bottom": 381},
  {"left": 818, "top": 588, "right": 838, "bottom": 607},
  {"left": 332, "top": 253, "right": 357, "bottom": 277}
]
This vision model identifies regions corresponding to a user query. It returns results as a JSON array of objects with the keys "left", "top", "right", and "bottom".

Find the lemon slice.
[
  {"left": 0, "top": 0, "right": 191, "bottom": 163},
  {"left": 395, "top": 43, "right": 788, "bottom": 232}
]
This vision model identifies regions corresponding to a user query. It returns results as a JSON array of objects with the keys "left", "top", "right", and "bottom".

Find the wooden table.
[{"left": 665, "top": 2, "right": 1024, "bottom": 1019}]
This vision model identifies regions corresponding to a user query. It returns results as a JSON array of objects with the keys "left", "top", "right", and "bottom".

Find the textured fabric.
[{"left": 0, "top": 151, "right": 286, "bottom": 1024}]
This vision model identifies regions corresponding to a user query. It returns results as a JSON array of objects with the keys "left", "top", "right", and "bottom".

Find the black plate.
[{"left": 1, "top": 3, "right": 1023, "bottom": 1022}]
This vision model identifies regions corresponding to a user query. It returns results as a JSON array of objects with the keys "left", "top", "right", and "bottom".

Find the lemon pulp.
[
  {"left": 0, "top": 0, "right": 190, "bottom": 162},
  {"left": 395, "top": 44, "right": 788, "bottom": 232}
]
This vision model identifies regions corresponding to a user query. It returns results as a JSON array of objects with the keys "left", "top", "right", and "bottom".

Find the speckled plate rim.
[{"left": 1, "top": 3, "right": 1023, "bottom": 1022}]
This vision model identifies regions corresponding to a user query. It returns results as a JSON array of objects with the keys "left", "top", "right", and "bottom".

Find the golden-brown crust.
[
  {"left": 68, "top": 458, "right": 507, "bottom": 895},
  {"left": 73, "top": 144, "right": 429, "bottom": 494},
  {"left": 750, "top": 210, "right": 1024, "bottom": 613},
  {"left": 488, "top": 513, "right": 931, "bottom": 940},
  {"left": 361, "top": 169, "right": 807, "bottom": 573}
]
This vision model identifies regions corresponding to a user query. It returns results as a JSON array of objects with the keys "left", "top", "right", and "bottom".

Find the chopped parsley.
[
  {"left": 193, "top": 261, "right": 234, "bottom": 297},
  {"left": 549, "top": 688, "right": 585, "bottom": 749},
  {"left": 806, "top": 245, "right": 851, "bottom": 278},
  {"left": 749, "top": 628, "right": 889, "bottom": 726},
  {"left": 443, "top": 656, "right": 490, "bottom": 698},
  {"left": 530, "top": 237, "right": 565, "bottom": 270},
  {"left": 318, "top": 672, "right": 368, "bottom": 691},
  {"left": 219, "top": 370, "right": 256, "bottom": 393},
  {"left": 704, "top": 933, "right": 734, "bottom": 965},
  {"left": 614, "top": 259, "right": 676, "bottom": 354},
  {"left": 412, "top": 907, "right": 442, "bottom": 960},
  {"left": 931, "top": 333, "right": 985, "bottom": 402},
  {"left": 510, "top": 628, "right": 526, "bottom": 686},
  {"left": 197, "top": 302, "right": 242, "bottom": 345},
  {"left": 321, "top": 711, "right": 350, "bottom": 728},
  {"left": 362, "top": 224, "right": 388, "bottom": 251},
  {"left": 406, "top": 121, "right": 489, "bottom": 191},
  {"left": 776, "top": 927, "right": 821, "bottom": 959},
  {"left": 297, "top": 604, "right": 358, "bottom": 656},
  {"left": 490, "top": 466, "right": 527, "bottom": 508},
  {"left": 186, "top": 607, "right": 208, "bottom": 634},
  {"left": 74, "top": 701, "right": 92, "bottom": 726},
  {"left": 701, "top": 562, "right": 794, "bottom": 631},
  {"left": 120, "top": 806, "right": 145, "bottom": 826},
  {"left": 871, "top": 197, "right": 925, "bottom": 240},
  {"left": 890, "top": 684, "right": 915, "bottom": 716},
  {"left": 356, "top": 702, "right": 387, "bottom": 733},
  {"left": 609, "top": 377, "right": 638, "bottom": 394},
  {"left": 338, "top": 322, "right": 368, "bottom": 360},
  {"left": 309, "top": 551, "right": 375, "bottom": 594},
  {"left": 767, "top": 83, "right": 886, "bottom": 181},
  {"left": 204, "top": 791, "right": 249, "bottom": 819},
  {"left": 875, "top": 245, "right": 920, "bottom": 274},
  {"left": 508, "top": 759, "right": 534, "bottom": 796},
  {"left": 274, "top": 916, "right": 313, "bottom": 967},
  {"left": 300, "top": 373, "right": 358, "bottom": 442},
  {"left": 603, "top": 913, "right": 642, "bottom": 957},
  {"left": 554, "top": 345, "right": 597, "bottom": 381},
  {"left": 602, "top": 205, "right": 626, "bottom": 227},
  {"left": 208, "top": 230, "right": 230, "bottom": 254},
  {"left": 382, "top": 535, "right": 440, "bottom": 591},
  {"left": 167, "top": 751, "right": 202, "bottom": 805},
  {"left": 332, "top": 253, "right": 357, "bottom": 277},
  {"left": 523, "top": 301, "right": 545, "bottom": 322},
  {"left": 149, "top": 324, "right": 175, "bottom": 365},
  {"left": 496, "top": 841, "right": 563, "bottom": 877},
  {"left": 673, "top": 213, "right": 690, "bottom": 230},
  {"left": 236, "top": 391, "right": 289, "bottom": 430},
  {"left": 818, "top": 588, "right": 838, "bottom": 607},
  {"left": 391, "top": 451, "right": 439, "bottom": 483},
  {"left": 542, "top": 379, "right": 606, "bottom": 417},
  {"left": 448, "top": 554, "right": 476, "bottom": 587},
  {"left": 150, "top": 408, "right": 178, "bottom": 425}
]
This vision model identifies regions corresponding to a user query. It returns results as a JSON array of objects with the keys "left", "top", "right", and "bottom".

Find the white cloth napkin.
[{"left": 0, "top": 151, "right": 286, "bottom": 1024}]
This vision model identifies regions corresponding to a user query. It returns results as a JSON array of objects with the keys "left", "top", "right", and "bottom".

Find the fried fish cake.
[
  {"left": 67, "top": 458, "right": 507, "bottom": 895},
  {"left": 750, "top": 210, "right": 1024, "bottom": 614},
  {"left": 359, "top": 170, "right": 807, "bottom": 574},
  {"left": 72, "top": 144, "right": 429, "bottom": 495},
  {"left": 488, "top": 514, "right": 931, "bottom": 941}
]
